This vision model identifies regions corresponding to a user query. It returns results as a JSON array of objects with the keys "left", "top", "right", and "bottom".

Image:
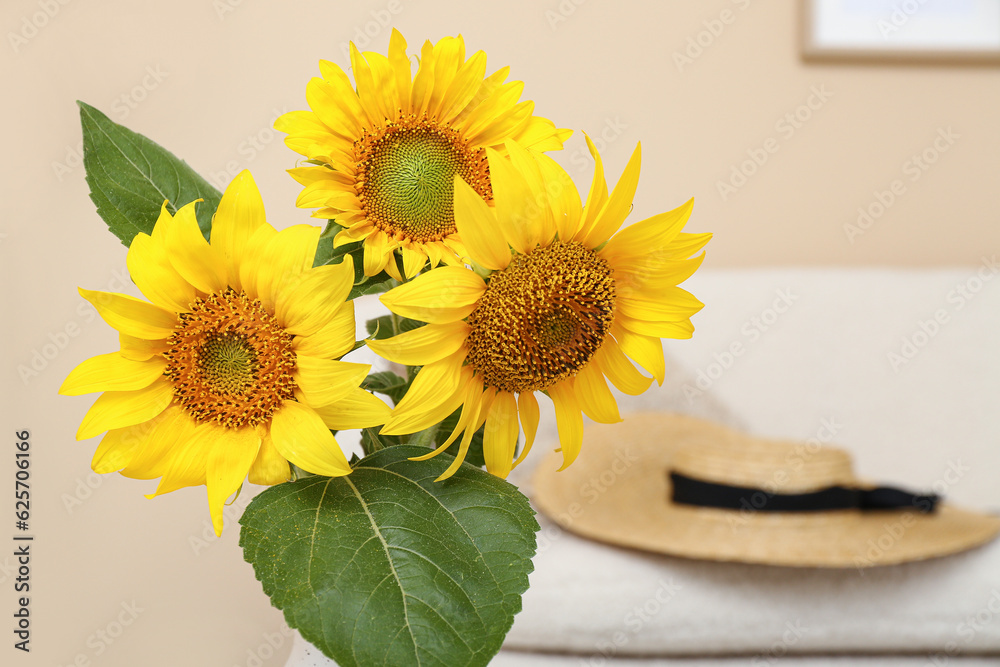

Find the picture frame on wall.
[{"left": 802, "top": 0, "right": 1000, "bottom": 63}]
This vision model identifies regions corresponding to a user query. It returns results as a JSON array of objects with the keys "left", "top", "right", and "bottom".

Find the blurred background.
[{"left": 2, "top": 0, "right": 999, "bottom": 665}]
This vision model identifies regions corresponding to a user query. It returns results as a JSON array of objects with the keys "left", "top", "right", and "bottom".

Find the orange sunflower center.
[
  {"left": 465, "top": 242, "right": 616, "bottom": 394},
  {"left": 354, "top": 114, "right": 492, "bottom": 243},
  {"left": 164, "top": 289, "right": 297, "bottom": 429}
]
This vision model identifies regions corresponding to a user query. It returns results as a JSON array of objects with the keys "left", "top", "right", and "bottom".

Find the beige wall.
[{"left": 2, "top": 1, "right": 999, "bottom": 666}]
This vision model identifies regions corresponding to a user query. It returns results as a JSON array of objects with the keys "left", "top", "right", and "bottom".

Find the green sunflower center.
[
  {"left": 199, "top": 332, "right": 258, "bottom": 395},
  {"left": 164, "top": 289, "right": 297, "bottom": 429},
  {"left": 355, "top": 116, "right": 492, "bottom": 243},
  {"left": 465, "top": 242, "right": 617, "bottom": 394}
]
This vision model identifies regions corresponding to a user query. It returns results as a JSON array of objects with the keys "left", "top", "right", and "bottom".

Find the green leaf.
[
  {"left": 78, "top": 101, "right": 221, "bottom": 246},
  {"left": 362, "top": 371, "right": 408, "bottom": 405},
  {"left": 239, "top": 445, "right": 538, "bottom": 667},
  {"left": 360, "top": 427, "right": 402, "bottom": 453}
]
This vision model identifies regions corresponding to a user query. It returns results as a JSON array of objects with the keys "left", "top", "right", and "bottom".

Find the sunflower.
[
  {"left": 59, "top": 170, "right": 389, "bottom": 534},
  {"left": 367, "top": 138, "right": 711, "bottom": 480},
  {"left": 275, "top": 28, "right": 572, "bottom": 282}
]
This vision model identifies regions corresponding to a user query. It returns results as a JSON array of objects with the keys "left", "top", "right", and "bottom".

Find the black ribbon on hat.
[{"left": 669, "top": 472, "right": 940, "bottom": 514}]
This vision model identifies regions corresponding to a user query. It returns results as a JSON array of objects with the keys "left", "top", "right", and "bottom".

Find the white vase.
[{"left": 284, "top": 632, "right": 340, "bottom": 666}]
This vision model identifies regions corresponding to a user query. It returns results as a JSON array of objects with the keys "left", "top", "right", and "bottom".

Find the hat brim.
[{"left": 531, "top": 413, "right": 1000, "bottom": 568}]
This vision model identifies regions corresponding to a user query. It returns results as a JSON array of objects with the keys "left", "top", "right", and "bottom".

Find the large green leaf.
[
  {"left": 78, "top": 101, "right": 221, "bottom": 246},
  {"left": 239, "top": 445, "right": 538, "bottom": 667}
]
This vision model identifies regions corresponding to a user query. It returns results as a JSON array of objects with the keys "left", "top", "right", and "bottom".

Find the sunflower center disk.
[
  {"left": 465, "top": 242, "right": 617, "bottom": 394},
  {"left": 356, "top": 117, "right": 491, "bottom": 243},
  {"left": 164, "top": 289, "right": 297, "bottom": 429}
]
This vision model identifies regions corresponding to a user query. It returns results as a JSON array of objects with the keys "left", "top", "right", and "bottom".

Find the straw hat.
[{"left": 531, "top": 413, "right": 1000, "bottom": 568}]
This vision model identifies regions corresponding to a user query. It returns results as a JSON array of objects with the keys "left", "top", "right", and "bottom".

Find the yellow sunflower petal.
[
  {"left": 367, "top": 321, "right": 469, "bottom": 367},
  {"left": 363, "top": 231, "right": 392, "bottom": 277},
  {"left": 351, "top": 43, "right": 395, "bottom": 124},
  {"left": 486, "top": 147, "right": 542, "bottom": 254},
  {"left": 580, "top": 133, "right": 609, "bottom": 234},
  {"left": 238, "top": 223, "right": 278, "bottom": 300},
  {"left": 505, "top": 140, "right": 555, "bottom": 242},
  {"left": 410, "top": 39, "right": 438, "bottom": 116},
  {"left": 593, "top": 339, "right": 654, "bottom": 395},
  {"left": 612, "top": 322, "right": 666, "bottom": 385},
  {"left": 380, "top": 267, "right": 485, "bottom": 324},
  {"left": 616, "top": 313, "right": 696, "bottom": 340},
  {"left": 127, "top": 229, "right": 198, "bottom": 312},
  {"left": 407, "top": 375, "right": 481, "bottom": 462},
  {"left": 511, "top": 116, "right": 572, "bottom": 153},
  {"left": 513, "top": 391, "right": 539, "bottom": 468},
  {"left": 453, "top": 175, "right": 511, "bottom": 270},
  {"left": 294, "top": 358, "right": 370, "bottom": 408},
  {"left": 614, "top": 253, "right": 706, "bottom": 300},
  {"left": 76, "top": 377, "right": 175, "bottom": 441},
  {"left": 425, "top": 35, "right": 466, "bottom": 119},
  {"left": 270, "top": 400, "right": 352, "bottom": 477},
  {"left": 574, "top": 362, "right": 622, "bottom": 424},
  {"left": 254, "top": 225, "right": 321, "bottom": 310},
  {"left": 119, "top": 406, "right": 191, "bottom": 479},
  {"left": 548, "top": 381, "right": 584, "bottom": 471},
  {"left": 309, "top": 67, "right": 365, "bottom": 136},
  {"left": 119, "top": 333, "right": 169, "bottom": 361},
  {"left": 211, "top": 170, "right": 268, "bottom": 290},
  {"left": 381, "top": 355, "right": 470, "bottom": 435},
  {"left": 661, "top": 232, "right": 713, "bottom": 260},
  {"left": 439, "top": 50, "right": 488, "bottom": 123},
  {"left": 579, "top": 142, "right": 641, "bottom": 247},
  {"left": 79, "top": 288, "right": 177, "bottom": 340},
  {"left": 206, "top": 427, "right": 261, "bottom": 535},
  {"left": 291, "top": 301, "right": 357, "bottom": 360},
  {"left": 388, "top": 29, "right": 412, "bottom": 110},
  {"left": 600, "top": 199, "right": 695, "bottom": 264},
  {"left": 60, "top": 352, "right": 166, "bottom": 396},
  {"left": 534, "top": 152, "right": 582, "bottom": 241},
  {"left": 437, "top": 383, "right": 490, "bottom": 481},
  {"left": 483, "top": 391, "right": 519, "bottom": 479},
  {"left": 276, "top": 255, "right": 354, "bottom": 337},
  {"left": 618, "top": 287, "right": 705, "bottom": 323},
  {"left": 400, "top": 245, "right": 427, "bottom": 279},
  {"left": 163, "top": 201, "right": 228, "bottom": 295},
  {"left": 144, "top": 420, "right": 214, "bottom": 497},
  {"left": 248, "top": 432, "right": 292, "bottom": 486},
  {"left": 91, "top": 413, "right": 169, "bottom": 474},
  {"left": 311, "top": 388, "right": 391, "bottom": 431}
]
